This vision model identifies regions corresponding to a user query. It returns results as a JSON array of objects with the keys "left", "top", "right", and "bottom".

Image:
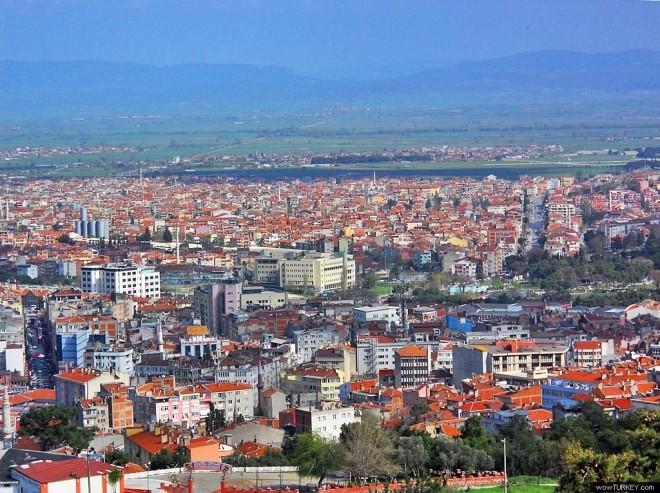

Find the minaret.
[
  {"left": 176, "top": 226, "right": 180, "bottom": 265},
  {"left": 256, "top": 362, "right": 265, "bottom": 416},
  {"left": 157, "top": 319, "right": 164, "bottom": 354},
  {"left": 3, "top": 385, "right": 13, "bottom": 447}
]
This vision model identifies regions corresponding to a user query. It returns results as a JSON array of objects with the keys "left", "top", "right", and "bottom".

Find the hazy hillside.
[{"left": 1, "top": 50, "right": 659, "bottom": 114}]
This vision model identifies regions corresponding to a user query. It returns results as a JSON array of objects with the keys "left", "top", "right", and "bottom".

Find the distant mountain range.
[{"left": 1, "top": 50, "right": 659, "bottom": 114}]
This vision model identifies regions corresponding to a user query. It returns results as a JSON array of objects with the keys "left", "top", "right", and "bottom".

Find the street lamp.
[
  {"left": 501, "top": 438, "right": 508, "bottom": 493},
  {"left": 86, "top": 447, "right": 95, "bottom": 493}
]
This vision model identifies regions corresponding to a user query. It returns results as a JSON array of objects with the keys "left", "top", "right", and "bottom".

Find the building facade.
[{"left": 81, "top": 262, "right": 161, "bottom": 298}]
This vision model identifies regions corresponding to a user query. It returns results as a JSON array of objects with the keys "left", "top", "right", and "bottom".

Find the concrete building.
[
  {"left": 240, "top": 289, "right": 288, "bottom": 310},
  {"left": 196, "top": 382, "right": 255, "bottom": 421},
  {"left": 294, "top": 402, "right": 361, "bottom": 441},
  {"left": 10, "top": 457, "right": 121, "bottom": 493},
  {"left": 1, "top": 343, "right": 25, "bottom": 376},
  {"left": 353, "top": 306, "right": 401, "bottom": 328},
  {"left": 293, "top": 325, "right": 342, "bottom": 364},
  {"left": 55, "top": 368, "right": 128, "bottom": 407},
  {"left": 452, "top": 340, "right": 568, "bottom": 388},
  {"left": 214, "top": 355, "right": 280, "bottom": 403},
  {"left": 572, "top": 340, "right": 603, "bottom": 368},
  {"left": 280, "top": 364, "right": 345, "bottom": 402},
  {"left": 394, "top": 345, "right": 431, "bottom": 388},
  {"left": 130, "top": 380, "right": 204, "bottom": 428},
  {"left": 193, "top": 281, "right": 242, "bottom": 335},
  {"left": 180, "top": 334, "right": 228, "bottom": 359},
  {"left": 254, "top": 252, "right": 356, "bottom": 292},
  {"left": 356, "top": 336, "right": 437, "bottom": 377},
  {"left": 261, "top": 387, "right": 288, "bottom": 419},
  {"left": 313, "top": 346, "right": 357, "bottom": 380},
  {"left": 83, "top": 344, "right": 135, "bottom": 376},
  {"left": 81, "top": 262, "right": 161, "bottom": 298},
  {"left": 76, "top": 398, "right": 110, "bottom": 431}
]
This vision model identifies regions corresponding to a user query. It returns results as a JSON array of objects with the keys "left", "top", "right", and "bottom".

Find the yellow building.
[{"left": 280, "top": 364, "right": 345, "bottom": 401}]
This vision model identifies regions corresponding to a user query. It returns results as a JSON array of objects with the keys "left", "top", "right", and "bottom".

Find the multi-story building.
[
  {"left": 313, "top": 345, "right": 357, "bottom": 380},
  {"left": 100, "top": 383, "right": 134, "bottom": 430},
  {"left": 356, "top": 336, "right": 437, "bottom": 377},
  {"left": 76, "top": 397, "right": 110, "bottom": 431},
  {"left": 353, "top": 306, "right": 401, "bottom": 328},
  {"left": 180, "top": 334, "right": 229, "bottom": 359},
  {"left": 213, "top": 354, "right": 281, "bottom": 403},
  {"left": 130, "top": 379, "right": 204, "bottom": 428},
  {"left": 572, "top": 340, "right": 606, "bottom": 368},
  {"left": 280, "top": 364, "right": 345, "bottom": 401},
  {"left": 84, "top": 344, "right": 135, "bottom": 375},
  {"left": 55, "top": 368, "right": 128, "bottom": 406},
  {"left": 394, "top": 345, "right": 431, "bottom": 388},
  {"left": 433, "top": 343, "right": 453, "bottom": 373},
  {"left": 196, "top": 382, "right": 255, "bottom": 421},
  {"left": 254, "top": 252, "right": 356, "bottom": 292},
  {"left": 293, "top": 325, "right": 342, "bottom": 364},
  {"left": 452, "top": 340, "right": 568, "bottom": 388},
  {"left": 80, "top": 262, "right": 161, "bottom": 298},
  {"left": 240, "top": 289, "right": 289, "bottom": 310},
  {"left": 193, "top": 281, "right": 242, "bottom": 335},
  {"left": 51, "top": 315, "right": 119, "bottom": 368},
  {"left": 294, "top": 402, "right": 361, "bottom": 440}
]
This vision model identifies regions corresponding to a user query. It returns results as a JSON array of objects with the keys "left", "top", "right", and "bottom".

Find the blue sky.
[{"left": 0, "top": 0, "right": 658, "bottom": 76}]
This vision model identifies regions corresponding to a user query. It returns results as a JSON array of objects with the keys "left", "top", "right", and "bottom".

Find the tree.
[
  {"left": 205, "top": 404, "right": 227, "bottom": 434},
  {"left": 18, "top": 405, "right": 96, "bottom": 452},
  {"left": 364, "top": 272, "right": 377, "bottom": 289},
  {"left": 289, "top": 433, "right": 343, "bottom": 487},
  {"left": 104, "top": 449, "right": 132, "bottom": 467},
  {"left": 138, "top": 227, "right": 152, "bottom": 242},
  {"left": 557, "top": 442, "right": 639, "bottom": 493},
  {"left": 107, "top": 469, "right": 122, "bottom": 493},
  {"left": 162, "top": 227, "right": 173, "bottom": 243},
  {"left": 395, "top": 436, "right": 429, "bottom": 478},
  {"left": 460, "top": 415, "right": 496, "bottom": 456},
  {"left": 340, "top": 419, "right": 400, "bottom": 482},
  {"left": 149, "top": 447, "right": 189, "bottom": 470}
]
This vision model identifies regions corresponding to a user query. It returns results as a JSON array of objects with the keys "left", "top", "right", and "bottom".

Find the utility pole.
[{"left": 502, "top": 438, "right": 508, "bottom": 493}]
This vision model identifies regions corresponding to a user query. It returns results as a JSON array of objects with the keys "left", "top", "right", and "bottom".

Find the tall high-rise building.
[{"left": 193, "top": 280, "right": 242, "bottom": 335}]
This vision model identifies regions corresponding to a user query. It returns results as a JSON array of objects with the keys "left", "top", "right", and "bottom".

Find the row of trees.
[{"left": 280, "top": 418, "right": 496, "bottom": 486}]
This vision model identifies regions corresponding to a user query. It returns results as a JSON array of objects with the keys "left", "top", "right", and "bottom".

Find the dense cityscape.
[
  {"left": 0, "top": 163, "right": 656, "bottom": 492},
  {"left": 2, "top": 1, "right": 660, "bottom": 493}
]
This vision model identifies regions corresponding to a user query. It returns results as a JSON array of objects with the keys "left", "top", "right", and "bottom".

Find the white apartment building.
[
  {"left": 434, "top": 343, "right": 453, "bottom": 372},
  {"left": 84, "top": 345, "right": 135, "bottom": 375},
  {"left": 295, "top": 403, "right": 361, "bottom": 441},
  {"left": 353, "top": 305, "right": 401, "bottom": 327},
  {"left": 180, "top": 335, "right": 229, "bottom": 359},
  {"left": 81, "top": 262, "right": 161, "bottom": 298},
  {"left": 293, "top": 325, "right": 342, "bottom": 363},
  {"left": 196, "top": 382, "right": 255, "bottom": 420},
  {"left": 356, "top": 336, "right": 437, "bottom": 376}
]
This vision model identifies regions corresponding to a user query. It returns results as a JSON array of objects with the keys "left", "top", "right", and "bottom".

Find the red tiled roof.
[
  {"left": 13, "top": 458, "right": 117, "bottom": 484},
  {"left": 397, "top": 345, "right": 428, "bottom": 357},
  {"left": 574, "top": 341, "right": 603, "bottom": 350}
]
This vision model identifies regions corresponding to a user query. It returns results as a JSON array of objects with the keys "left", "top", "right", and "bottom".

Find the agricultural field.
[{"left": 0, "top": 97, "right": 658, "bottom": 179}]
